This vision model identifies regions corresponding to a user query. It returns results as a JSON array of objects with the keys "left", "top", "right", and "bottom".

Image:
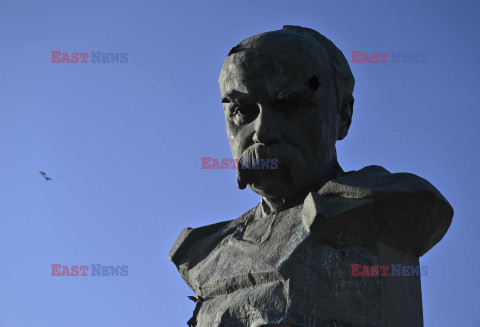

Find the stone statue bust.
[{"left": 169, "top": 25, "right": 453, "bottom": 327}]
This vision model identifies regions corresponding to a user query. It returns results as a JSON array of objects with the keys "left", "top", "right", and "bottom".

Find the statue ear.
[{"left": 337, "top": 95, "right": 354, "bottom": 140}]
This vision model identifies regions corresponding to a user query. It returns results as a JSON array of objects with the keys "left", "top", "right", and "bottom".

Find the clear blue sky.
[{"left": 0, "top": 0, "right": 479, "bottom": 326}]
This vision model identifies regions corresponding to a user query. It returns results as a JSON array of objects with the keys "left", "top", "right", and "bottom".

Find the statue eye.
[
  {"left": 231, "top": 104, "right": 258, "bottom": 124},
  {"left": 234, "top": 106, "right": 253, "bottom": 116}
]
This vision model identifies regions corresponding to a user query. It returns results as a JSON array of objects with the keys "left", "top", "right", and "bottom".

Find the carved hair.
[
  {"left": 280, "top": 25, "right": 355, "bottom": 108},
  {"left": 227, "top": 25, "right": 355, "bottom": 109}
]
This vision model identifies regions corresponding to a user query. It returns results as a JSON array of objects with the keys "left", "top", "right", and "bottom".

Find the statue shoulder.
[
  {"left": 319, "top": 165, "right": 449, "bottom": 201},
  {"left": 168, "top": 205, "right": 260, "bottom": 270},
  {"left": 168, "top": 220, "right": 231, "bottom": 264},
  {"left": 303, "top": 165, "right": 453, "bottom": 256}
]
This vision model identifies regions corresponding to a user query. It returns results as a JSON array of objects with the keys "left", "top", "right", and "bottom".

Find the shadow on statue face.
[{"left": 219, "top": 40, "right": 345, "bottom": 199}]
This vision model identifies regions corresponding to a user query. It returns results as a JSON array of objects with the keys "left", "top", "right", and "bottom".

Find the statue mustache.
[{"left": 236, "top": 143, "right": 306, "bottom": 190}]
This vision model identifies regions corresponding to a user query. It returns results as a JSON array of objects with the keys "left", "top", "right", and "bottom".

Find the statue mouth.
[{"left": 236, "top": 143, "right": 306, "bottom": 190}]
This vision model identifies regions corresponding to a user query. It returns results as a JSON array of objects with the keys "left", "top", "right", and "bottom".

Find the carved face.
[{"left": 219, "top": 34, "right": 350, "bottom": 199}]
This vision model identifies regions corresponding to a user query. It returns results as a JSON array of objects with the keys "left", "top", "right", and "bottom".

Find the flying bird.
[{"left": 39, "top": 171, "right": 52, "bottom": 181}]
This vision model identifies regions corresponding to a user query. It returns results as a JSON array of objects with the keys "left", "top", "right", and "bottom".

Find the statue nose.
[{"left": 252, "top": 108, "right": 281, "bottom": 144}]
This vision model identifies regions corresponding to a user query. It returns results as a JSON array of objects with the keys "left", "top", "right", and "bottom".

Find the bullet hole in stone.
[{"left": 307, "top": 75, "right": 321, "bottom": 92}]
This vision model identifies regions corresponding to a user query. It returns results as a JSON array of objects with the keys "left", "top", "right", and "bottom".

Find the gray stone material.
[
  {"left": 168, "top": 25, "right": 453, "bottom": 326},
  {"left": 169, "top": 166, "right": 452, "bottom": 326}
]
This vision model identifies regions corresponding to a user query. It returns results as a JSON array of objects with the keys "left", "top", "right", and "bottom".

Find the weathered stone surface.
[
  {"left": 168, "top": 25, "right": 453, "bottom": 326},
  {"left": 169, "top": 166, "right": 452, "bottom": 326}
]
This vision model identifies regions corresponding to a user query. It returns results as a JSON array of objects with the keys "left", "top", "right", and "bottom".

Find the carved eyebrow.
[
  {"left": 273, "top": 87, "right": 315, "bottom": 102},
  {"left": 220, "top": 92, "right": 253, "bottom": 105}
]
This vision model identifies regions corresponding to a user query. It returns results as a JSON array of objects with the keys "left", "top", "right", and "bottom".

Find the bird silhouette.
[{"left": 39, "top": 171, "right": 52, "bottom": 181}]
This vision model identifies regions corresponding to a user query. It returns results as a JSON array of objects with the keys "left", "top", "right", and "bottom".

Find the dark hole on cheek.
[{"left": 306, "top": 75, "right": 321, "bottom": 92}]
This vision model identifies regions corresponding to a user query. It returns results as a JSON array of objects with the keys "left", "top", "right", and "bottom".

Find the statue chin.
[
  {"left": 246, "top": 176, "right": 297, "bottom": 198},
  {"left": 241, "top": 164, "right": 307, "bottom": 198}
]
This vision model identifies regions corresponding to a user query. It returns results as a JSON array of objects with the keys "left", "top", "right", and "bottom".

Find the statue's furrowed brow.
[
  {"left": 221, "top": 91, "right": 253, "bottom": 105},
  {"left": 271, "top": 86, "right": 315, "bottom": 102}
]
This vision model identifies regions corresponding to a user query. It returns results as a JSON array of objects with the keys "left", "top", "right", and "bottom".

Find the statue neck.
[{"left": 260, "top": 159, "right": 344, "bottom": 216}]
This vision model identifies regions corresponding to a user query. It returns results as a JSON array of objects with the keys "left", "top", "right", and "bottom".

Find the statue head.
[{"left": 219, "top": 25, "right": 355, "bottom": 200}]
